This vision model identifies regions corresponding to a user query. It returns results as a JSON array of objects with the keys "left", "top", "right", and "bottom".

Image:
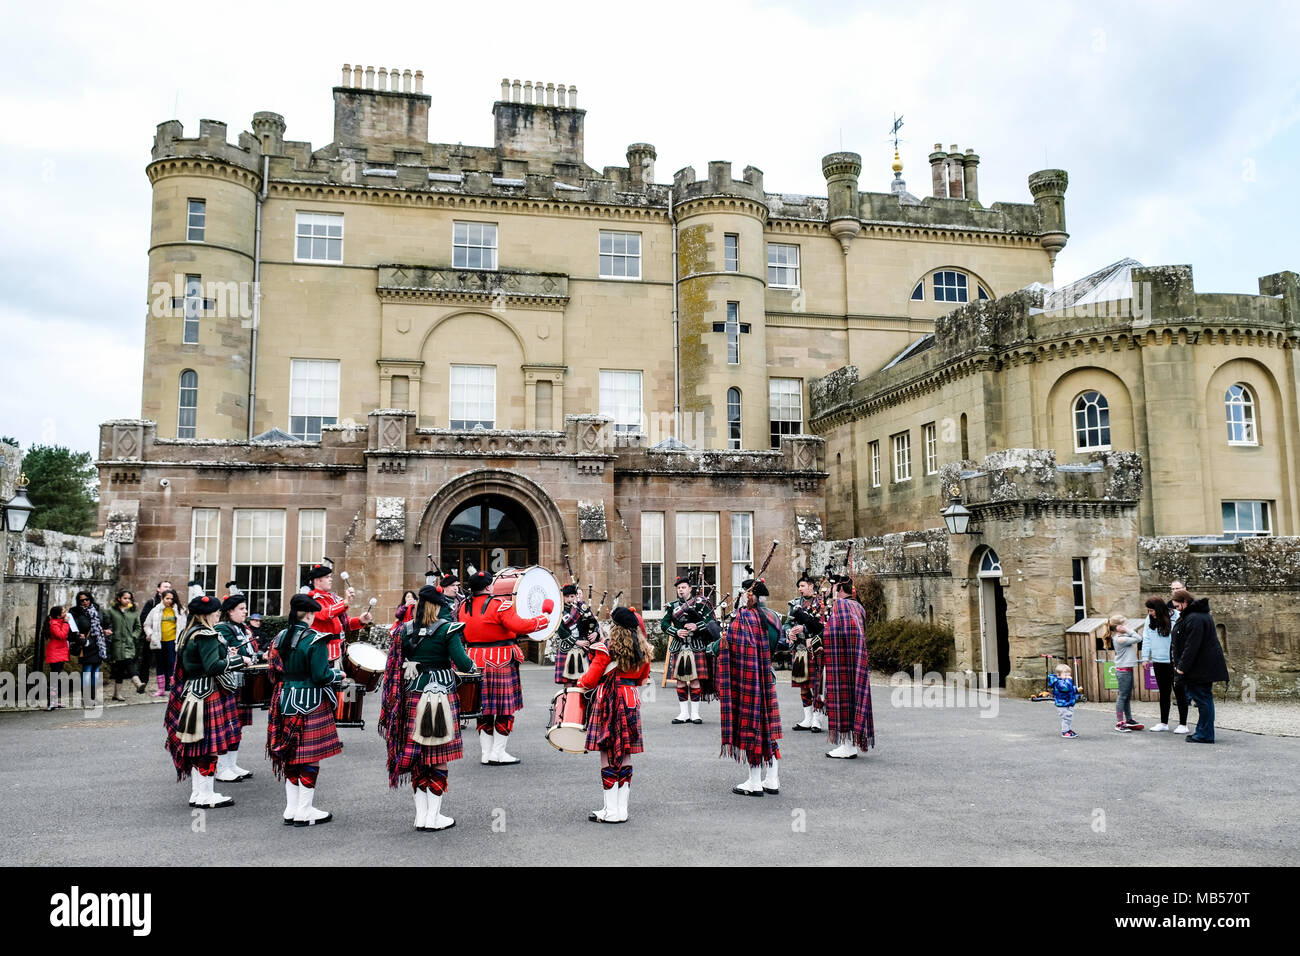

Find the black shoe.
[
  {"left": 809, "top": 726, "right": 823, "bottom": 734},
  {"left": 1186, "top": 736, "right": 1213, "bottom": 743},
  {"left": 791, "top": 723, "right": 811, "bottom": 732},
  {"left": 691, "top": 718, "right": 703, "bottom": 725},
  {"left": 732, "top": 786, "right": 764, "bottom": 797},
  {"left": 294, "top": 812, "right": 333, "bottom": 827},
  {"left": 763, "top": 786, "right": 780, "bottom": 795},
  {"left": 671, "top": 717, "right": 689, "bottom": 724}
]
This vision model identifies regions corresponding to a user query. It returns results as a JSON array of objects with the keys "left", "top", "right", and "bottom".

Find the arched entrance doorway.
[
  {"left": 440, "top": 495, "right": 539, "bottom": 579},
  {"left": 975, "top": 547, "right": 1011, "bottom": 688}
]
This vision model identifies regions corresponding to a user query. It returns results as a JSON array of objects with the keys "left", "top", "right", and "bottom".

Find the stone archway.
[
  {"left": 972, "top": 546, "right": 1011, "bottom": 688},
  {"left": 414, "top": 469, "right": 568, "bottom": 579}
]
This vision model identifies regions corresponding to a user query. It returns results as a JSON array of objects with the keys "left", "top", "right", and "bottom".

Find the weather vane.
[{"left": 890, "top": 113, "right": 904, "bottom": 151}]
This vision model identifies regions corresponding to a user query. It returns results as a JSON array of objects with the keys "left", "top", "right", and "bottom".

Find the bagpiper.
[
  {"left": 710, "top": 580, "right": 782, "bottom": 796},
  {"left": 213, "top": 593, "right": 259, "bottom": 782},
  {"left": 785, "top": 571, "right": 827, "bottom": 733},
  {"left": 437, "top": 572, "right": 462, "bottom": 624},
  {"left": 267, "top": 593, "right": 344, "bottom": 826},
  {"left": 553, "top": 583, "right": 599, "bottom": 686},
  {"left": 304, "top": 564, "right": 373, "bottom": 662},
  {"left": 822, "top": 576, "right": 875, "bottom": 759},
  {"left": 660, "top": 576, "right": 718, "bottom": 724},
  {"left": 163, "top": 595, "right": 249, "bottom": 809},
  {"left": 457, "top": 572, "right": 553, "bottom": 766},
  {"left": 577, "top": 606, "right": 653, "bottom": 823},
  {"left": 378, "top": 585, "right": 477, "bottom": 831}
]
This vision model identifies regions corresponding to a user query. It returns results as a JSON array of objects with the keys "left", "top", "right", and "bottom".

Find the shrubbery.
[{"left": 866, "top": 618, "right": 954, "bottom": 674}]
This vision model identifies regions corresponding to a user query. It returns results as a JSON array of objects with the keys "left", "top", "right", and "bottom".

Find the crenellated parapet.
[{"left": 671, "top": 162, "right": 768, "bottom": 221}]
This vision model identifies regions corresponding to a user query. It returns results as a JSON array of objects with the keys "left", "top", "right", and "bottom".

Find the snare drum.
[
  {"left": 240, "top": 664, "right": 273, "bottom": 710},
  {"left": 489, "top": 566, "right": 563, "bottom": 641},
  {"left": 455, "top": 671, "right": 483, "bottom": 720},
  {"left": 343, "top": 642, "right": 387, "bottom": 693},
  {"left": 545, "top": 687, "right": 590, "bottom": 754}
]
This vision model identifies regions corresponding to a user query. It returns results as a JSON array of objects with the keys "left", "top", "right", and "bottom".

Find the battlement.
[
  {"left": 151, "top": 118, "right": 262, "bottom": 175},
  {"left": 672, "top": 161, "right": 766, "bottom": 209}
]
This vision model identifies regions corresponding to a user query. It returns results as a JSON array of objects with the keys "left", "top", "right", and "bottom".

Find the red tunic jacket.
[
  {"left": 310, "top": 588, "right": 364, "bottom": 659},
  {"left": 457, "top": 593, "right": 549, "bottom": 668},
  {"left": 578, "top": 643, "right": 650, "bottom": 708}
]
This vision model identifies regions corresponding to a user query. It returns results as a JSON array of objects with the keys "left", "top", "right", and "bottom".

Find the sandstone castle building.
[{"left": 97, "top": 64, "right": 1300, "bottom": 696}]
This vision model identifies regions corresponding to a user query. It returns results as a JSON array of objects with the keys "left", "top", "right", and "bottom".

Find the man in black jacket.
[{"left": 1170, "top": 590, "right": 1230, "bottom": 743}]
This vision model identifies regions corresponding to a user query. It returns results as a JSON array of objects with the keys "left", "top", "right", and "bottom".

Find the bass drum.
[
  {"left": 545, "top": 687, "right": 590, "bottom": 754},
  {"left": 489, "top": 566, "right": 563, "bottom": 641}
]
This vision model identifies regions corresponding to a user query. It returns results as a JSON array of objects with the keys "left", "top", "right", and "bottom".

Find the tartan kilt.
[
  {"left": 553, "top": 653, "right": 571, "bottom": 685},
  {"left": 236, "top": 703, "right": 254, "bottom": 728},
  {"left": 669, "top": 647, "right": 711, "bottom": 682},
  {"left": 584, "top": 686, "right": 644, "bottom": 762},
  {"left": 267, "top": 697, "right": 342, "bottom": 773},
  {"left": 479, "top": 662, "right": 523, "bottom": 715},
  {"left": 394, "top": 688, "right": 464, "bottom": 769},
  {"left": 163, "top": 685, "right": 241, "bottom": 779}
]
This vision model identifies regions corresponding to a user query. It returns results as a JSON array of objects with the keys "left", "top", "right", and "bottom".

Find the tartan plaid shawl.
[
  {"left": 378, "top": 628, "right": 408, "bottom": 788},
  {"left": 824, "top": 598, "right": 875, "bottom": 751},
  {"left": 715, "top": 608, "right": 782, "bottom": 764}
]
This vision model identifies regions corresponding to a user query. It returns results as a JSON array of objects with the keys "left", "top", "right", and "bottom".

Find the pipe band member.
[
  {"left": 660, "top": 576, "right": 719, "bottom": 724},
  {"left": 785, "top": 571, "right": 827, "bottom": 732},
  {"left": 553, "top": 583, "right": 600, "bottom": 686},
  {"left": 214, "top": 593, "right": 259, "bottom": 782},
  {"left": 378, "top": 585, "right": 476, "bottom": 832},
  {"left": 578, "top": 606, "right": 653, "bottom": 823},
  {"left": 305, "top": 564, "right": 373, "bottom": 662},
  {"left": 457, "top": 572, "right": 553, "bottom": 766},
  {"left": 267, "top": 593, "right": 344, "bottom": 826},
  {"left": 823, "top": 576, "right": 875, "bottom": 759}
]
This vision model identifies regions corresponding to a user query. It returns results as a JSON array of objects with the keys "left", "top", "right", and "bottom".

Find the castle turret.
[
  {"left": 626, "top": 143, "right": 656, "bottom": 190},
  {"left": 672, "top": 162, "right": 769, "bottom": 450},
  {"left": 1028, "top": 168, "right": 1069, "bottom": 265},
  {"left": 821, "top": 151, "right": 862, "bottom": 254},
  {"left": 252, "top": 111, "right": 286, "bottom": 156}
]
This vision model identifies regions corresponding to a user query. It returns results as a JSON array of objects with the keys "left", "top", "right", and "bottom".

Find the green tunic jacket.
[
  {"left": 401, "top": 620, "right": 474, "bottom": 691},
  {"left": 178, "top": 626, "right": 230, "bottom": 679}
]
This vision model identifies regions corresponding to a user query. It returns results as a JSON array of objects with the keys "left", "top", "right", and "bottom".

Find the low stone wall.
[
  {"left": 1, "top": 528, "right": 119, "bottom": 657},
  {"left": 1140, "top": 536, "right": 1300, "bottom": 698}
]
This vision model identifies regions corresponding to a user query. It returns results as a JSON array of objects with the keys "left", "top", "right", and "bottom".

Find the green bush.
[
  {"left": 866, "top": 618, "right": 954, "bottom": 674},
  {"left": 857, "top": 573, "right": 887, "bottom": 626}
]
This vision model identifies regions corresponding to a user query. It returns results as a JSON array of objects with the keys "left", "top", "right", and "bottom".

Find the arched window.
[
  {"left": 915, "top": 270, "right": 990, "bottom": 304},
  {"left": 727, "top": 387, "right": 742, "bottom": 450},
  {"left": 1225, "top": 384, "right": 1257, "bottom": 445},
  {"left": 1073, "top": 391, "right": 1111, "bottom": 451},
  {"left": 178, "top": 370, "right": 198, "bottom": 439},
  {"left": 978, "top": 549, "right": 1002, "bottom": 576}
]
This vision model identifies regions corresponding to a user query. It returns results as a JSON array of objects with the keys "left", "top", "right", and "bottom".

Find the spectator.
[
  {"left": 135, "top": 580, "right": 172, "bottom": 691},
  {"left": 1108, "top": 614, "right": 1144, "bottom": 733},
  {"left": 144, "top": 589, "right": 186, "bottom": 697},
  {"left": 1171, "top": 589, "right": 1229, "bottom": 743},
  {"left": 1047, "top": 663, "right": 1079, "bottom": 738},
  {"left": 248, "top": 612, "right": 266, "bottom": 652},
  {"left": 392, "top": 589, "right": 418, "bottom": 636},
  {"left": 38, "top": 606, "right": 72, "bottom": 710},
  {"left": 103, "top": 588, "right": 146, "bottom": 700},
  {"left": 69, "top": 591, "right": 107, "bottom": 707},
  {"left": 139, "top": 581, "right": 174, "bottom": 628},
  {"left": 1140, "top": 595, "right": 1184, "bottom": 733}
]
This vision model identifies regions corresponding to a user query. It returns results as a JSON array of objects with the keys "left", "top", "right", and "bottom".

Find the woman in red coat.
[
  {"left": 577, "top": 606, "right": 653, "bottom": 824},
  {"left": 40, "top": 607, "right": 72, "bottom": 709}
]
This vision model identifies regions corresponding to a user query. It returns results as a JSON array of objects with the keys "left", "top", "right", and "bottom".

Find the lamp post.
[
  {"left": 3, "top": 473, "right": 34, "bottom": 533},
  {"left": 940, "top": 482, "right": 973, "bottom": 535}
]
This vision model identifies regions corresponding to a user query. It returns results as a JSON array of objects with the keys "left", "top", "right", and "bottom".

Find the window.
[
  {"left": 977, "top": 286, "right": 990, "bottom": 301},
  {"left": 911, "top": 281, "right": 924, "bottom": 301},
  {"left": 232, "top": 509, "right": 285, "bottom": 615},
  {"left": 289, "top": 359, "right": 340, "bottom": 441},
  {"left": 979, "top": 549, "right": 1002, "bottom": 575},
  {"left": 933, "top": 270, "right": 968, "bottom": 303},
  {"left": 295, "top": 212, "right": 343, "bottom": 263},
  {"left": 892, "top": 432, "right": 911, "bottom": 482},
  {"left": 187, "top": 200, "right": 206, "bottom": 242},
  {"left": 726, "top": 302, "right": 740, "bottom": 364},
  {"left": 599, "top": 231, "right": 641, "bottom": 279},
  {"left": 727, "top": 388, "right": 742, "bottom": 450},
  {"left": 1073, "top": 391, "right": 1111, "bottom": 451},
  {"left": 640, "top": 512, "right": 665, "bottom": 614},
  {"left": 674, "top": 512, "right": 719, "bottom": 592},
  {"left": 767, "top": 243, "right": 800, "bottom": 288},
  {"left": 183, "top": 274, "right": 202, "bottom": 344},
  {"left": 724, "top": 234, "right": 739, "bottom": 272},
  {"left": 1226, "top": 384, "right": 1257, "bottom": 445},
  {"left": 1222, "top": 501, "right": 1271, "bottom": 538},
  {"left": 450, "top": 364, "right": 495, "bottom": 429},
  {"left": 453, "top": 221, "right": 497, "bottom": 270},
  {"left": 599, "top": 370, "right": 642, "bottom": 433},
  {"left": 768, "top": 378, "right": 802, "bottom": 448},
  {"left": 1071, "top": 558, "right": 1089, "bottom": 623},
  {"left": 191, "top": 509, "right": 220, "bottom": 597},
  {"left": 924, "top": 422, "right": 938, "bottom": 475},
  {"left": 870, "top": 441, "right": 881, "bottom": 488},
  {"left": 178, "top": 370, "right": 198, "bottom": 438},
  {"left": 297, "top": 510, "right": 326, "bottom": 590},
  {"left": 730, "top": 512, "right": 754, "bottom": 592}
]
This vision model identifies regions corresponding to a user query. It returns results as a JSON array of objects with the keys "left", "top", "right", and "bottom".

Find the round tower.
[
  {"left": 145, "top": 118, "right": 262, "bottom": 440},
  {"left": 1028, "top": 168, "right": 1069, "bottom": 265},
  {"left": 821, "top": 151, "right": 862, "bottom": 253},
  {"left": 671, "top": 161, "right": 769, "bottom": 450}
]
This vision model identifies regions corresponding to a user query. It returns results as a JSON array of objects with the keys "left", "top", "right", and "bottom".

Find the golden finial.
[
  {"left": 892, "top": 149, "right": 903, "bottom": 175},
  {"left": 15, "top": 472, "right": 29, "bottom": 489}
]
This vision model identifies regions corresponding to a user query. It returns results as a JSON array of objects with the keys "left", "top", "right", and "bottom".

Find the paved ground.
[{"left": 1, "top": 664, "right": 1296, "bottom": 866}]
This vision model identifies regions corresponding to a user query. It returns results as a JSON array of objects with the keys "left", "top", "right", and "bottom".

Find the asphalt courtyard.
[{"left": 1, "top": 664, "right": 1295, "bottom": 866}]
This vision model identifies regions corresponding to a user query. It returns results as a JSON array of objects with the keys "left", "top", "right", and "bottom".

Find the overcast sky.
[{"left": 1, "top": 0, "right": 1296, "bottom": 459}]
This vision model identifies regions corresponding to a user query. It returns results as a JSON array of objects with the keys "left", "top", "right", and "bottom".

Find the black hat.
[
  {"left": 562, "top": 583, "right": 579, "bottom": 597},
  {"left": 611, "top": 606, "right": 639, "bottom": 631},
  {"left": 220, "top": 594, "right": 247, "bottom": 614},
  {"left": 674, "top": 576, "right": 693, "bottom": 589},
  {"left": 752, "top": 580, "right": 769, "bottom": 597},
  {"left": 797, "top": 570, "right": 816, "bottom": 586},
  {"left": 418, "top": 584, "right": 446, "bottom": 606},
  {"left": 290, "top": 593, "right": 323, "bottom": 615},
  {"left": 440, "top": 573, "right": 460, "bottom": 588},
  {"left": 305, "top": 564, "right": 333, "bottom": 582},
  {"left": 188, "top": 595, "right": 221, "bottom": 616},
  {"left": 468, "top": 572, "right": 490, "bottom": 593}
]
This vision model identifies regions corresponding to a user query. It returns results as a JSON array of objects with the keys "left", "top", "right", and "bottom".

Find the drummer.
[
  {"left": 457, "top": 571, "right": 554, "bottom": 766},
  {"left": 379, "top": 585, "right": 477, "bottom": 831},
  {"left": 213, "top": 594, "right": 258, "bottom": 783},
  {"left": 577, "top": 606, "right": 653, "bottom": 823},
  {"left": 305, "top": 564, "right": 373, "bottom": 661}
]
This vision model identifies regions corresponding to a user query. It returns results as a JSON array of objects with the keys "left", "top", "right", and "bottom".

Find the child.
[
  {"left": 41, "top": 607, "right": 72, "bottom": 710},
  {"left": 1047, "top": 663, "right": 1079, "bottom": 738},
  {"left": 1109, "top": 613, "right": 1145, "bottom": 733}
]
